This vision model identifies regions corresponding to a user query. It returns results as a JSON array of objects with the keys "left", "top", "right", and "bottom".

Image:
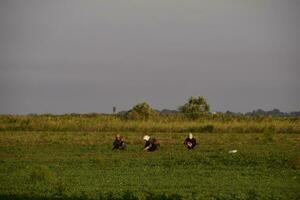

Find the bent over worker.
[{"left": 143, "top": 135, "right": 159, "bottom": 152}]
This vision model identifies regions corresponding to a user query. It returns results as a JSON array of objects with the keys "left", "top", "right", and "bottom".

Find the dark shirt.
[
  {"left": 184, "top": 138, "right": 197, "bottom": 149},
  {"left": 113, "top": 139, "right": 126, "bottom": 150},
  {"left": 144, "top": 138, "right": 158, "bottom": 152}
]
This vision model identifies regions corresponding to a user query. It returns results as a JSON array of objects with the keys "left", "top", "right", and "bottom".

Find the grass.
[
  {"left": 0, "top": 114, "right": 299, "bottom": 133},
  {"left": 0, "top": 131, "right": 299, "bottom": 199}
]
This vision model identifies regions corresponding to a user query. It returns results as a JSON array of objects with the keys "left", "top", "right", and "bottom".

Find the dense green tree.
[
  {"left": 126, "top": 102, "right": 157, "bottom": 120},
  {"left": 179, "top": 96, "right": 210, "bottom": 120}
]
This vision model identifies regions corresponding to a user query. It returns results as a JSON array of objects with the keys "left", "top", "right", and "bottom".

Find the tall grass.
[
  {"left": 0, "top": 114, "right": 300, "bottom": 133},
  {"left": 0, "top": 114, "right": 299, "bottom": 133}
]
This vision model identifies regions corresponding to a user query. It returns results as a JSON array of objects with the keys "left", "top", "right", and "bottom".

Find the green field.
[{"left": 0, "top": 130, "right": 299, "bottom": 200}]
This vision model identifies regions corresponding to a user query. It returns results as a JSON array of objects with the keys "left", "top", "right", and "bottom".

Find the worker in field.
[
  {"left": 112, "top": 134, "right": 126, "bottom": 150},
  {"left": 184, "top": 133, "right": 197, "bottom": 149},
  {"left": 143, "top": 135, "right": 159, "bottom": 152}
]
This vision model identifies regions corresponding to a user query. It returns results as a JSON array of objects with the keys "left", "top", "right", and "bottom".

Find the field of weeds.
[
  {"left": 0, "top": 114, "right": 299, "bottom": 134},
  {"left": 0, "top": 124, "right": 299, "bottom": 199}
]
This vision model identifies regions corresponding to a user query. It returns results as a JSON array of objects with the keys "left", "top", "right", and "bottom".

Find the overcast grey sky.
[{"left": 0, "top": 0, "right": 299, "bottom": 114}]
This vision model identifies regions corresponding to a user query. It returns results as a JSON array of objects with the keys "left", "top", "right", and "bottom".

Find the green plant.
[
  {"left": 126, "top": 102, "right": 157, "bottom": 121},
  {"left": 179, "top": 96, "right": 210, "bottom": 120},
  {"left": 29, "top": 165, "right": 56, "bottom": 184}
]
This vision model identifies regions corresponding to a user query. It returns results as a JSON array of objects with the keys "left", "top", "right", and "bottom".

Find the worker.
[
  {"left": 184, "top": 133, "right": 197, "bottom": 149},
  {"left": 143, "top": 135, "right": 159, "bottom": 152},
  {"left": 112, "top": 134, "right": 126, "bottom": 150}
]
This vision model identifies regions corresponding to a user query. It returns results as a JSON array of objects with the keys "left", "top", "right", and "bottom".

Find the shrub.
[
  {"left": 126, "top": 102, "right": 157, "bottom": 121},
  {"left": 179, "top": 96, "right": 210, "bottom": 120},
  {"left": 29, "top": 166, "right": 56, "bottom": 184}
]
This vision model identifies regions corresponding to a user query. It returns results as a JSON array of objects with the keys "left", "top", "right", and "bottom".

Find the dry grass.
[{"left": 0, "top": 114, "right": 299, "bottom": 134}]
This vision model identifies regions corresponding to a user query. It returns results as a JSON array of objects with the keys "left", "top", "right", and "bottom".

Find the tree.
[
  {"left": 179, "top": 96, "right": 210, "bottom": 120},
  {"left": 126, "top": 102, "right": 157, "bottom": 120}
]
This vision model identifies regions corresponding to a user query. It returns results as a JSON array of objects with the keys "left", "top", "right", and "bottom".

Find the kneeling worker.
[
  {"left": 143, "top": 135, "right": 159, "bottom": 152},
  {"left": 184, "top": 133, "right": 197, "bottom": 149},
  {"left": 112, "top": 134, "right": 126, "bottom": 150}
]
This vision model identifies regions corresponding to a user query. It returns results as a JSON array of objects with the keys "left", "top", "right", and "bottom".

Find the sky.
[{"left": 0, "top": 0, "right": 299, "bottom": 114}]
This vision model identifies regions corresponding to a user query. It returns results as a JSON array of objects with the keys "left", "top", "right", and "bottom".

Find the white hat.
[
  {"left": 228, "top": 150, "right": 237, "bottom": 154},
  {"left": 143, "top": 135, "right": 150, "bottom": 141},
  {"left": 189, "top": 133, "right": 193, "bottom": 139}
]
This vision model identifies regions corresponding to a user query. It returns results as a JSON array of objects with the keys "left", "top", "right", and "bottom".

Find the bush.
[
  {"left": 202, "top": 124, "right": 214, "bottom": 133},
  {"left": 126, "top": 102, "right": 157, "bottom": 121},
  {"left": 29, "top": 166, "right": 56, "bottom": 184},
  {"left": 179, "top": 96, "right": 210, "bottom": 120}
]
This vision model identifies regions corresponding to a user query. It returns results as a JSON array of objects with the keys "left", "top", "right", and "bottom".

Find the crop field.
[{"left": 0, "top": 115, "right": 299, "bottom": 199}]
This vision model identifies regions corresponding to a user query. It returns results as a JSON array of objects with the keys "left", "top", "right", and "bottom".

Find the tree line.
[{"left": 118, "top": 96, "right": 300, "bottom": 120}]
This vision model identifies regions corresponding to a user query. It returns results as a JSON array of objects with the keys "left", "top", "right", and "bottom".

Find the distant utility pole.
[{"left": 113, "top": 106, "right": 116, "bottom": 114}]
